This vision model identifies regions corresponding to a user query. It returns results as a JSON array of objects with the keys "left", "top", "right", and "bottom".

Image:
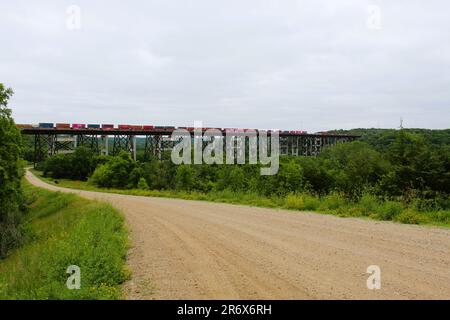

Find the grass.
[
  {"left": 31, "top": 169, "right": 450, "bottom": 229},
  {"left": 0, "top": 180, "right": 129, "bottom": 300}
]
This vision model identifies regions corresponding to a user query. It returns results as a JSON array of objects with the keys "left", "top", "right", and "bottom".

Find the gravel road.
[{"left": 26, "top": 170, "right": 450, "bottom": 299}]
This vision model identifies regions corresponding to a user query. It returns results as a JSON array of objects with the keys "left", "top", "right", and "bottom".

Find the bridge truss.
[{"left": 22, "top": 128, "right": 359, "bottom": 165}]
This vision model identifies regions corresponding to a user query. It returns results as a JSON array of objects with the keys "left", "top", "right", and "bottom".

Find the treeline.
[
  {"left": 40, "top": 129, "right": 450, "bottom": 214},
  {"left": 328, "top": 128, "right": 450, "bottom": 152}
]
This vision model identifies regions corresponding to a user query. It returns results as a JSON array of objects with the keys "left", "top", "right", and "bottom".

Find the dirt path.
[{"left": 26, "top": 170, "right": 450, "bottom": 299}]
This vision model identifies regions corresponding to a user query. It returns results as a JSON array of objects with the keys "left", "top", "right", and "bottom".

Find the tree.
[
  {"left": 42, "top": 147, "right": 98, "bottom": 181},
  {"left": 0, "top": 84, "right": 24, "bottom": 257},
  {"left": 175, "top": 165, "right": 195, "bottom": 191},
  {"left": 381, "top": 130, "right": 450, "bottom": 198},
  {"left": 319, "top": 141, "right": 389, "bottom": 198},
  {"left": 90, "top": 152, "right": 139, "bottom": 188}
]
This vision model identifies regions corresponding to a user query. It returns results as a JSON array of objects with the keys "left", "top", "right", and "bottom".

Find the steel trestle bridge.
[{"left": 18, "top": 124, "right": 360, "bottom": 164}]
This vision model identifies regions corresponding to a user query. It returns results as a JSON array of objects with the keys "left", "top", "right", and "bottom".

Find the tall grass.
[{"left": 0, "top": 181, "right": 129, "bottom": 300}]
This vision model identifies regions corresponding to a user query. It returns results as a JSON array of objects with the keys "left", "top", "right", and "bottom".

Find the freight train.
[{"left": 17, "top": 123, "right": 309, "bottom": 135}]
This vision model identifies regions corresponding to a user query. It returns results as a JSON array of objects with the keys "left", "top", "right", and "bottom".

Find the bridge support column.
[{"left": 101, "top": 135, "right": 109, "bottom": 155}]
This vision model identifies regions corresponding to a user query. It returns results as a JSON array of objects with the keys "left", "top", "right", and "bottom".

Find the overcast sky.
[{"left": 1, "top": 0, "right": 449, "bottom": 132}]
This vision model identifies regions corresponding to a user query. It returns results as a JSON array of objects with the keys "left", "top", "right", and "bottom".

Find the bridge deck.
[{"left": 20, "top": 128, "right": 360, "bottom": 139}]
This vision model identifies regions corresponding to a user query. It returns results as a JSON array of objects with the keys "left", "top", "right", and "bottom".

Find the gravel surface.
[{"left": 26, "top": 170, "right": 450, "bottom": 299}]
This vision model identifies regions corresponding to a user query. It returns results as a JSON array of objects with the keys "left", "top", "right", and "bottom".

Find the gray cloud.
[{"left": 1, "top": 0, "right": 449, "bottom": 132}]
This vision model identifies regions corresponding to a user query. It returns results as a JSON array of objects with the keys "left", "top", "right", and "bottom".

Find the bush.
[
  {"left": 320, "top": 192, "right": 347, "bottom": 210},
  {"left": 378, "top": 201, "right": 403, "bottom": 220},
  {"left": 175, "top": 165, "right": 195, "bottom": 191},
  {"left": 90, "top": 152, "right": 139, "bottom": 189},
  {"left": 303, "top": 194, "right": 321, "bottom": 210},
  {"left": 42, "top": 147, "right": 97, "bottom": 181},
  {"left": 319, "top": 141, "right": 390, "bottom": 198},
  {"left": 428, "top": 210, "right": 450, "bottom": 225},
  {"left": 357, "top": 193, "right": 380, "bottom": 216},
  {"left": 284, "top": 194, "right": 305, "bottom": 210},
  {"left": 137, "top": 178, "right": 149, "bottom": 190},
  {"left": 394, "top": 209, "right": 428, "bottom": 225}
]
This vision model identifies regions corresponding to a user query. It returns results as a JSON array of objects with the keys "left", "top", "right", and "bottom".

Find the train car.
[
  {"left": 118, "top": 124, "right": 132, "bottom": 130},
  {"left": 87, "top": 124, "right": 101, "bottom": 129},
  {"left": 101, "top": 124, "right": 114, "bottom": 130},
  {"left": 130, "top": 125, "right": 143, "bottom": 131},
  {"left": 154, "top": 126, "right": 175, "bottom": 131},
  {"left": 39, "top": 123, "right": 54, "bottom": 129},
  {"left": 143, "top": 125, "right": 154, "bottom": 130},
  {"left": 56, "top": 123, "right": 71, "bottom": 129},
  {"left": 16, "top": 124, "right": 33, "bottom": 129},
  {"left": 72, "top": 124, "right": 86, "bottom": 129}
]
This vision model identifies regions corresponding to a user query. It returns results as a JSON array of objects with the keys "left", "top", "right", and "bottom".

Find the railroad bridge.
[{"left": 19, "top": 124, "right": 360, "bottom": 165}]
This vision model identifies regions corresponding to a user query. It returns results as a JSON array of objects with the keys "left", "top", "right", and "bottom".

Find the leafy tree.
[
  {"left": 319, "top": 141, "right": 389, "bottom": 198},
  {"left": 275, "top": 159, "right": 305, "bottom": 195},
  {"left": 89, "top": 152, "right": 138, "bottom": 188},
  {"left": 0, "top": 84, "right": 24, "bottom": 258},
  {"left": 42, "top": 147, "right": 98, "bottom": 181},
  {"left": 175, "top": 165, "right": 195, "bottom": 191},
  {"left": 381, "top": 130, "right": 450, "bottom": 198},
  {"left": 296, "top": 157, "right": 332, "bottom": 195}
]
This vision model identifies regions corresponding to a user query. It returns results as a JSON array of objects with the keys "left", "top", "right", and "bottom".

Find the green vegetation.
[
  {"left": 0, "top": 84, "right": 24, "bottom": 258},
  {"left": 0, "top": 181, "right": 129, "bottom": 299},
  {"left": 39, "top": 147, "right": 107, "bottom": 181},
  {"left": 33, "top": 169, "right": 450, "bottom": 228},
  {"left": 34, "top": 128, "right": 450, "bottom": 227},
  {"left": 328, "top": 128, "right": 450, "bottom": 152}
]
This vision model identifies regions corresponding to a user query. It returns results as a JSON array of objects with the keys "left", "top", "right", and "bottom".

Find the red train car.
[
  {"left": 72, "top": 124, "right": 86, "bottom": 129},
  {"left": 130, "top": 125, "right": 143, "bottom": 131},
  {"left": 143, "top": 125, "right": 154, "bottom": 130},
  {"left": 101, "top": 124, "right": 114, "bottom": 130},
  {"left": 56, "top": 123, "right": 71, "bottom": 129},
  {"left": 118, "top": 124, "right": 132, "bottom": 130}
]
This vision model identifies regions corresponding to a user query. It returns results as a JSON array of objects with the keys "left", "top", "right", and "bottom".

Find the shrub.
[
  {"left": 378, "top": 201, "right": 404, "bottom": 220},
  {"left": 303, "top": 194, "right": 320, "bottom": 210},
  {"left": 358, "top": 193, "right": 380, "bottom": 216},
  {"left": 175, "top": 165, "right": 195, "bottom": 191},
  {"left": 284, "top": 194, "right": 305, "bottom": 210},
  {"left": 393, "top": 209, "right": 428, "bottom": 225},
  {"left": 137, "top": 178, "right": 149, "bottom": 190},
  {"left": 319, "top": 141, "right": 389, "bottom": 198},
  {"left": 89, "top": 152, "right": 138, "bottom": 188},
  {"left": 320, "top": 192, "right": 347, "bottom": 210},
  {"left": 428, "top": 210, "right": 450, "bottom": 225},
  {"left": 42, "top": 147, "right": 97, "bottom": 181}
]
